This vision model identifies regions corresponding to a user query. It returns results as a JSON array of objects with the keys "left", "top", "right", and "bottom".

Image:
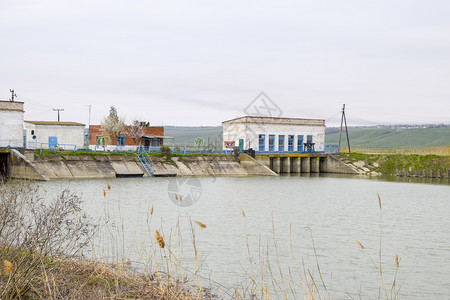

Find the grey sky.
[{"left": 1, "top": 0, "right": 449, "bottom": 126}]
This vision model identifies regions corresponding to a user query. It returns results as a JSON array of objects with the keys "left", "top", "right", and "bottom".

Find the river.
[{"left": 35, "top": 175, "right": 450, "bottom": 299}]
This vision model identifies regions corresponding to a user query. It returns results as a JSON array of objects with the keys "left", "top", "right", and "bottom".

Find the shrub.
[{"left": 160, "top": 145, "right": 172, "bottom": 158}]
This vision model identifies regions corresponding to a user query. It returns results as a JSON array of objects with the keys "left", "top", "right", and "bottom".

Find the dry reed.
[
  {"left": 356, "top": 240, "right": 365, "bottom": 249},
  {"left": 193, "top": 220, "right": 207, "bottom": 228},
  {"left": 155, "top": 230, "right": 165, "bottom": 248},
  {"left": 3, "top": 260, "right": 12, "bottom": 275}
]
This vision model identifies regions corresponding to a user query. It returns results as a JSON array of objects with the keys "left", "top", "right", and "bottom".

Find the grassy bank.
[
  {"left": 338, "top": 152, "right": 450, "bottom": 175},
  {"left": 0, "top": 183, "right": 213, "bottom": 299}
]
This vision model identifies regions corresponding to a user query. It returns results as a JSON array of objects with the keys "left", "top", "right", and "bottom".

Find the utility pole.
[
  {"left": 53, "top": 108, "right": 64, "bottom": 122},
  {"left": 85, "top": 104, "right": 92, "bottom": 147},
  {"left": 338, "top": 104, "right": 351, "bottom": 153},
  {"left": 9, "top": 89, "right": 17, "bottom": 102},
  {"left": 85, "top": 104, "right": 91, "bottom": 128}
]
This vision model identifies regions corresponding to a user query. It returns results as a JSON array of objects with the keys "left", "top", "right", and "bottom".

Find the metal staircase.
[{"left": 137, "top": 153, "right": 154, "bottom": 177}]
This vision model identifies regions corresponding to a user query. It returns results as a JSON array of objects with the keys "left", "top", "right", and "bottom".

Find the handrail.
[{"left": 137, "top": 154, "right": 154, "bottom": 177}]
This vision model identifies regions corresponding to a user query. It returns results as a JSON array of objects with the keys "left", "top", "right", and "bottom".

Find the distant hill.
[
  {"left": 165, "top": 125, "right": 450, "bottom": 149},
  {"left": 326, "top": 127, "right": 450, "bottom": 148},
  {"left": 164, "top": 126, "right": 222, "bottom": 147}
]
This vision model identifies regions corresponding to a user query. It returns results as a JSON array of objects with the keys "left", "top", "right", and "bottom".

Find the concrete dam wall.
[
  {"left": 7, "top": 151, "right": 276, "bottom": 181},
  {"left": 255, "top": 154, "right": 361, "bottom": 175}
]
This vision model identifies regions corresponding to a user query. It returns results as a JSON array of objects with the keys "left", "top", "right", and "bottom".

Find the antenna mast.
[
  {"left": 53, "top": 108, "right": 64, "bottom": 122},
  {"left": 9, "top": 89, "right": 17, "bottom": 102}
]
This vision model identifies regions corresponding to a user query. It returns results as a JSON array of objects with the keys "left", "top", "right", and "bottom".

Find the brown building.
[{"left": 89, "top": 125, "right": 165, "bottom": 148}]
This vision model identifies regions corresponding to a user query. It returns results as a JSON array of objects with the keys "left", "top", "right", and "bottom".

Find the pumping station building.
[
  {"left": 222, "top": 116, "right": 325, "bottom": 153},
  {"left": 222, "top": 116, "right": 335, "bottom": 174},
  {"left": 0, "top": 100, "right": 24, "bottom": 148}
]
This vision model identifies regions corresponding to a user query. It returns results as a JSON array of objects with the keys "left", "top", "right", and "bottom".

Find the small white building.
[
  {"left": 222, "top": 116, "right": 325, "bottom": 153},
  {"left": 24, "top": 121, "right": 85, "bottom": 150},
  {"left": 0, "top": 100, "right": 24, "bottom": 148}
]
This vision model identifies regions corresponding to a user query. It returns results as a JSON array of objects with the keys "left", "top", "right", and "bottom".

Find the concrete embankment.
[{"left": 9, "top": 151, "right": 276, "bottom": 181}]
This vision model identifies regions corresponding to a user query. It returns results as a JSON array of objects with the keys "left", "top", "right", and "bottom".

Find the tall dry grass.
[{"left": 0, "top": 182, "right": 217, "bottom": 299}]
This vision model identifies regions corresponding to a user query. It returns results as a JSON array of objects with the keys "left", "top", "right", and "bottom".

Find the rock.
[{"left": 354, "top": 160, "right": 366, "bottom": 168}]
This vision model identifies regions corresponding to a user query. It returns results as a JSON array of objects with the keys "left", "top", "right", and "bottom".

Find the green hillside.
[
  {"left": 164, "top": 126, "right": 222, "bottom": 147},
  {"left": 165, "top": 126, "right": 450, "bottom": 149},
  {"left": 325, "top": 127, "right": 450, "bottom": 148}
]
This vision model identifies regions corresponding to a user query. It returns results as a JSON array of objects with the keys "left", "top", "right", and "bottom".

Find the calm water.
[{"left": 35, "top": 175, "right": 450, "bottom": 299}]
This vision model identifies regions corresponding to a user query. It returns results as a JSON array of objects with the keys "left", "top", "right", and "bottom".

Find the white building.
[
  {"left": 222, "top": 116, "right": 325, "bottom": 153},
  {"left": 0, "top": 100, "right": 24, "bottom": 148},
  {"left": 24, "top": 121, "right": 85, "bottom": 150}
]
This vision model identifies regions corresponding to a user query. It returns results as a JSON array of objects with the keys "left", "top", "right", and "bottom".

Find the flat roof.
[
  {"left": 25, "top": 121, "right": 85, "bottom": 126},
  {"left": 142, "top": 135, "right": 174, "bottom": 139},
  {"left": 0, "top": 100, "right": 24, "bottom": 104},
  {"left": 222, "top": 116, "right": 325, "bottom": 126}
]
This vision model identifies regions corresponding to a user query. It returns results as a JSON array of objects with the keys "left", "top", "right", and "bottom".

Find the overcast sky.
[{"left": 1, "top": 0, "right": 449, "bottom": 126}]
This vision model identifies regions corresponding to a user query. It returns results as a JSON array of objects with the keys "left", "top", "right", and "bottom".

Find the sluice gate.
[
  {"left": 0, "top": 149, "right": 10, "bottom": 178},
  {"left": 256, "top": 154, "right": 352, "bottom": 174}
]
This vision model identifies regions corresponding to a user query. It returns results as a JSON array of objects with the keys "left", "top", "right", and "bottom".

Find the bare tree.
[
  {"left": 126, "top": 120, "right": 146, "bottom": 145},
  {"left": 101, "top": 106, "right": 126, "bottom": 144}
]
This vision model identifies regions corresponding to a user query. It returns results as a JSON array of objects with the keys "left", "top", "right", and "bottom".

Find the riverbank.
[
  {"left": 9, "top": 150, "right": 276, "bottom": 180},
  {"left": 337, "top": 152, "right": 450, "bottom": 177},
  {"left": 0, "top": 183, "right": 212, "bottom": 300}
]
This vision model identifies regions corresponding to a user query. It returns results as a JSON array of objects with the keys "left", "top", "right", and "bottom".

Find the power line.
[{"left": 52, "top": 108, "right": 64, "bottom": 122}]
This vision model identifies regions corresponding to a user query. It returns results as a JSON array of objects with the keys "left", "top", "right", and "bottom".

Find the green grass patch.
[{"left": 338, "top": 152, "right": 450, "bottom": 175}]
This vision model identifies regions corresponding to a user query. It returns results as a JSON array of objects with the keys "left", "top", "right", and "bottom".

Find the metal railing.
[
  {"left": 27, "top": 142, "right": 78, "bottom": 155},
  {"left": 0, "top": 140, "right": 24, "bottom": 149}
]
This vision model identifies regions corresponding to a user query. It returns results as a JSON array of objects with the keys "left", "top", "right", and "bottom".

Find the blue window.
[
  {"left": 269, "top": 135, "right": 275, "bottom": 152},
  {"left": 278, "top": 135, "right": 284, "bottom": 152},
  {"left": 297, "top": 135, "right": 304, "bottom": 152},
  {"left": 96, "top": 135, "right": 102, "bottom": 145},
  {"left": 258, "top": 134, "right": 265, "bottom": 152},
  {"left": 117, "top": 136, "right": 125, "bottom": 146},
  {"left": 306, "top": 135, "right": 313, "bottom": 152},
  {"left": 288, "top": 135, "right": 294, "bottom": 152}
]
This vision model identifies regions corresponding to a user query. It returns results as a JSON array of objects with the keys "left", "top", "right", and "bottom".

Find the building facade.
[
  {"left": 88, "top": 125, "right": 165, "bottom": 150},
  {"left": 222, "top": 116, "right": 325, "bottom": 153},
  {"left": 24, "top": 121, "right": 85, "bottom": 150},
  {"left": 0, "top": 100, "right": 24, "bottom": 148}
]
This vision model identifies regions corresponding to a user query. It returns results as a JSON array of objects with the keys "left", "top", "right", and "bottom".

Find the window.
[
  {"left": 306, "top": 135, "right": 313, "bottom": 152},
  {"left": 151, "top": 138, "right": 161, "bottom": 147},
  {"left": 288, "top": 135, "right": 294, "bottom": 152},
  {"left": 31, "top": 130, "right": 35, "bottom": 135},
  {"left": 297, "top": 135, "right": 304, "bottom": 152},
  {"left": 278, "top": 135, "right": 284, "bottom": 152},
  {"left": 96, "top": 136, "right": 102, "bottom": 145},
  {"left": 258, "top": 134, "right": 265, "bottom": 152},
  {"left": 117, "top": 136, "right": 125, "bottom": 146},
  {"left": 269, "top": 135, "right": 275, "bottom": 152}
]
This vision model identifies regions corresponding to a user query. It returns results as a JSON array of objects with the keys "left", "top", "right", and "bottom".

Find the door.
[
  {"left": 48, "top": 136, "right": 58, "bottom": 148},
  {"left": 239, "top": 139, "right": 244, "bottom": 152}
]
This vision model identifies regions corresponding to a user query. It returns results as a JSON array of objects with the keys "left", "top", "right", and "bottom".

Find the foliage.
[
  {"left": 101, "top": 106, "right": 126, "bottom": 140},
  {"left": 126, "top": 120, "right": 145, "bottom": 145},
  {"left": 159, "top": 145, "right": 172, "bottom": 158}
]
